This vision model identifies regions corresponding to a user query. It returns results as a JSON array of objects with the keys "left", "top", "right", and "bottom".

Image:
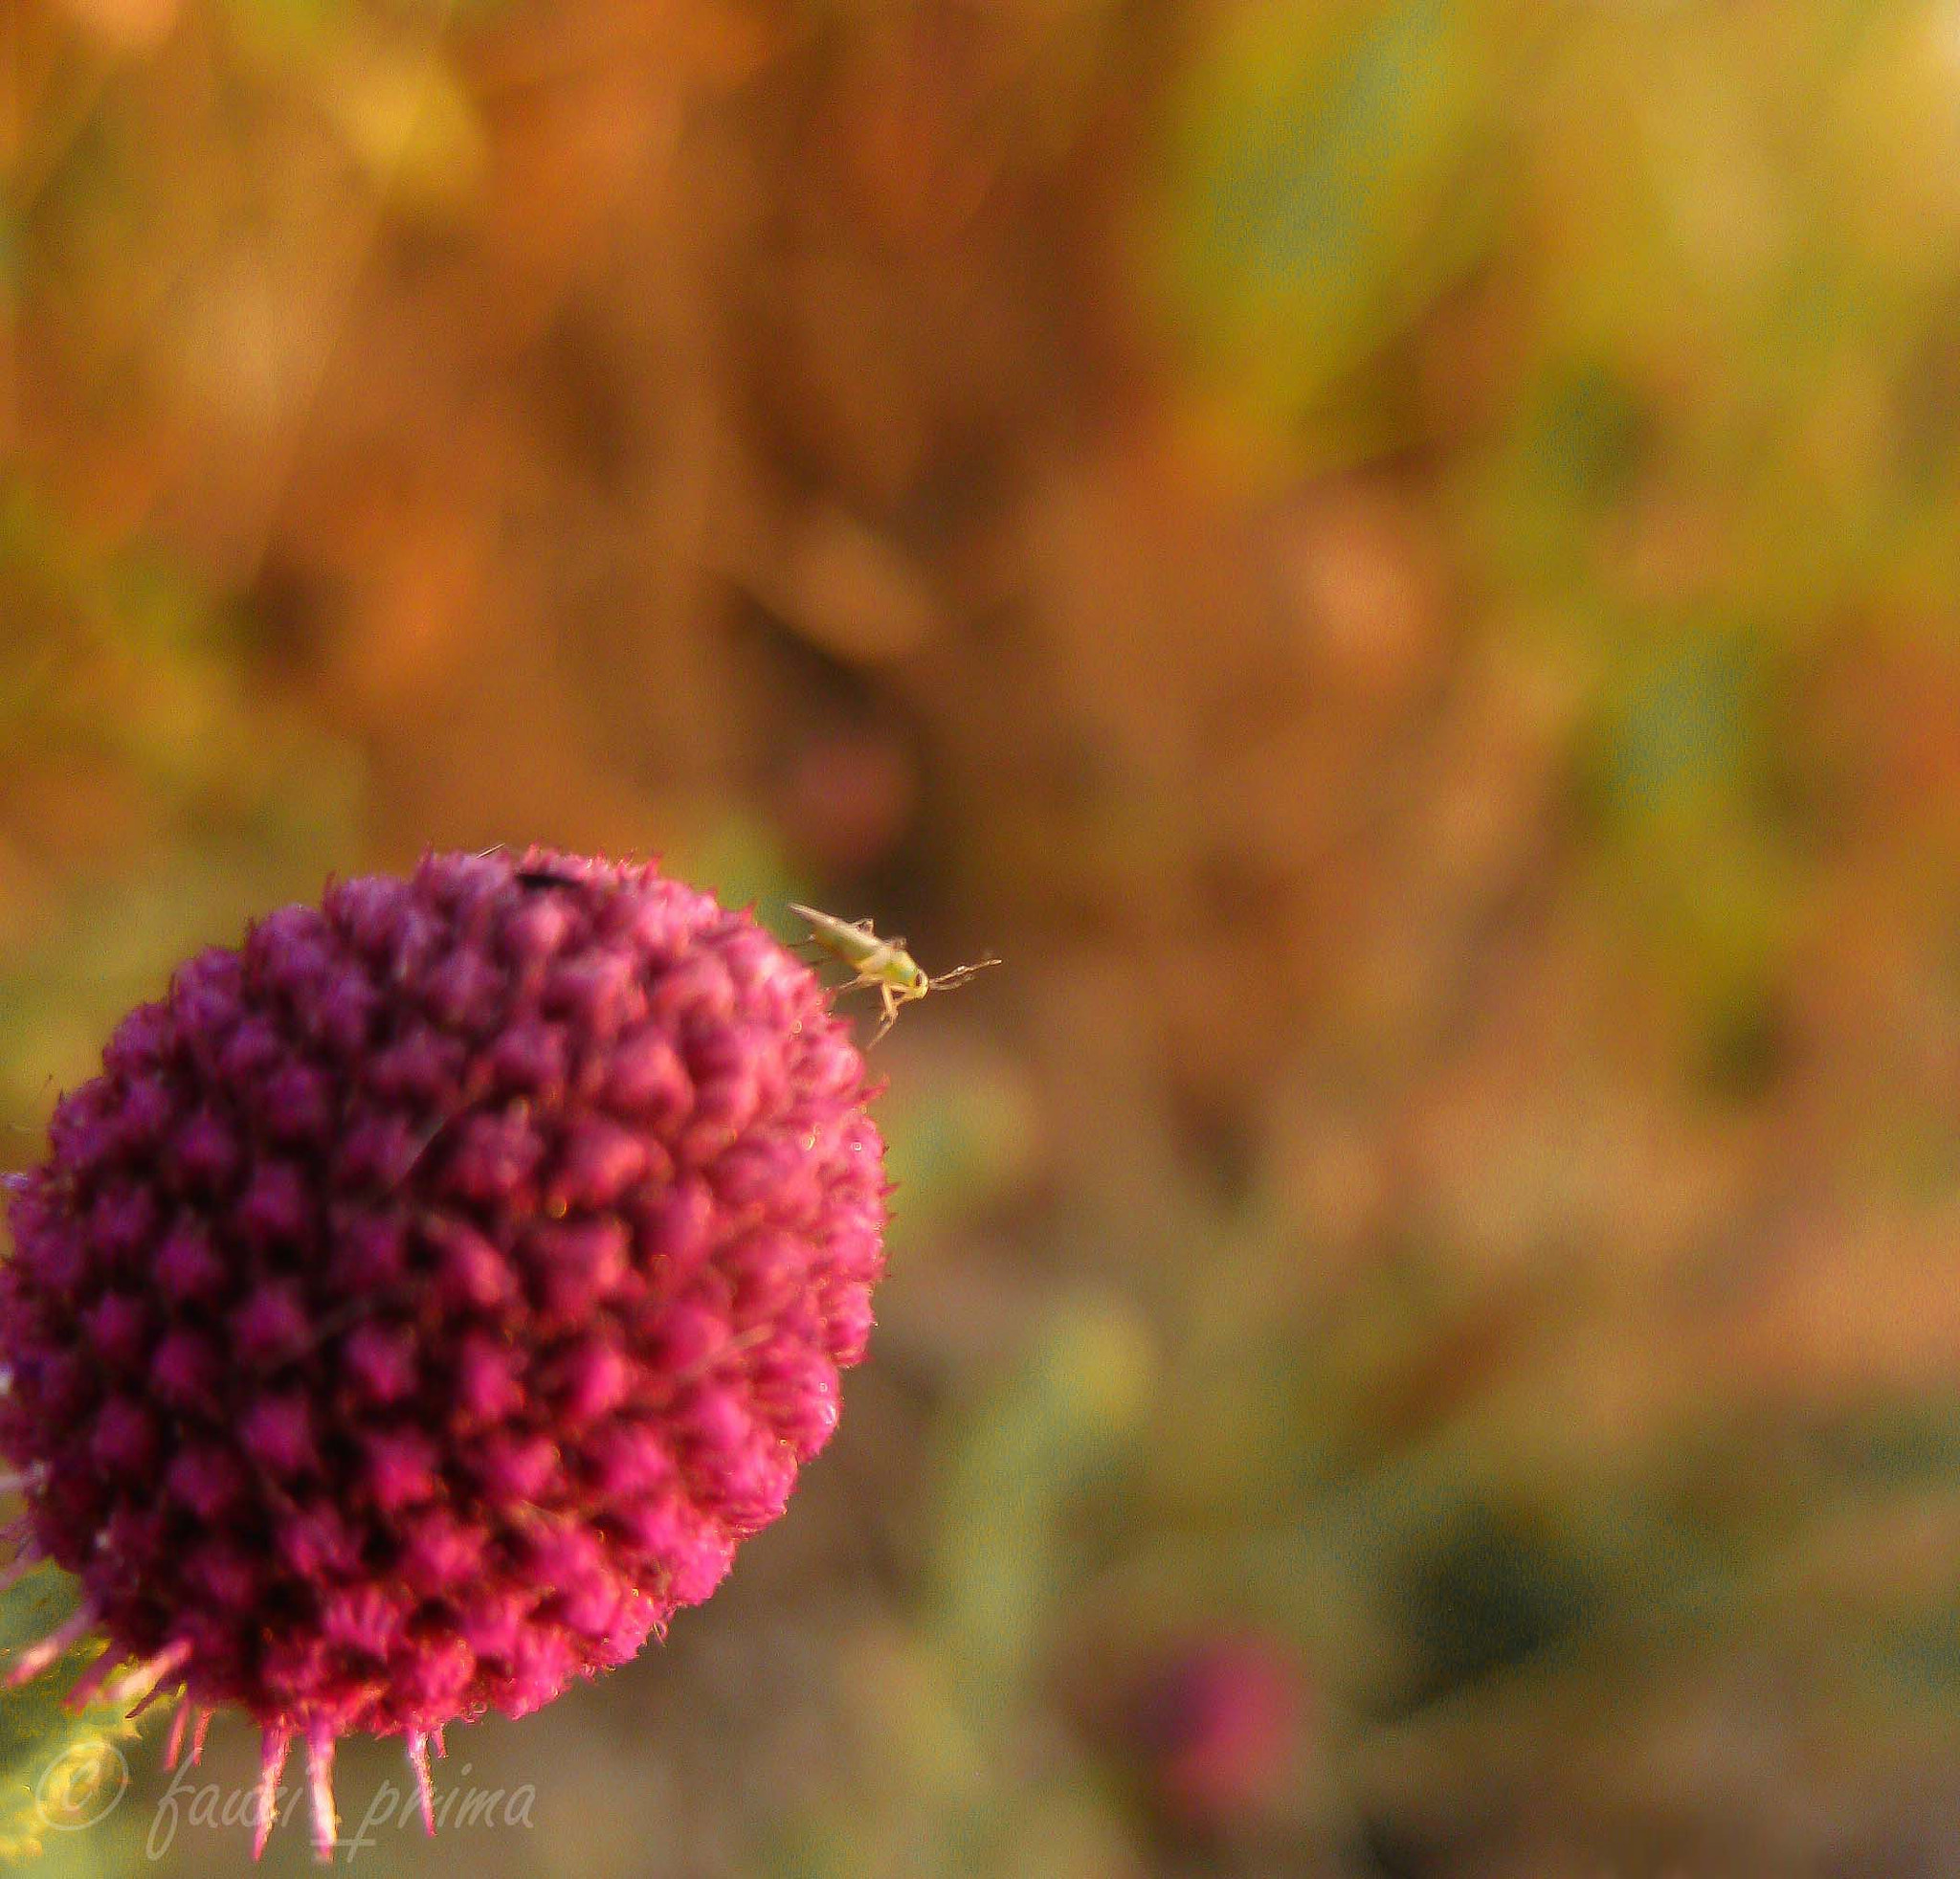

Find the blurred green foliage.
[{"left": 0, "top": 1574, "right": 152, "bottom": 1868}]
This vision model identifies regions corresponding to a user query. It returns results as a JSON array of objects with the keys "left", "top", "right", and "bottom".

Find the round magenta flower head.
[
  {"left": 0, "top": 849, "right": 887, "bottom": 1858},
  {"left": 1130, "top": 1635, "right": 1305, "bottom": 1831}
]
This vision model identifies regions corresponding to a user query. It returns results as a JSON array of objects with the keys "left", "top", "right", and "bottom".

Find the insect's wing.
[
  {"left": 789, "top": 905, "right": 887, "bottom": 974},
  {"left": 789, "top": 904, "right": 870, "bottom": 935},
  {"left": 789, "top": 905, "right": 850, "bottom": 947}
]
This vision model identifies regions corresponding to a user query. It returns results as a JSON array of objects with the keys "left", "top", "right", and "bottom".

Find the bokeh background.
[{"left": 10, "top": 0, "right": 1960, "bottom": 1872}]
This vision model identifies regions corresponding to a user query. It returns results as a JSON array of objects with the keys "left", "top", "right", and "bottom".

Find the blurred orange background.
[{"left": 11, "top": 1, "right": 1960, "bottom": 1873}]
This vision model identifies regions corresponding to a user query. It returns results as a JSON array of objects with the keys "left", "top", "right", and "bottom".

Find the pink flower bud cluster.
[{"left": 0, "top": 849, "right": 887, "bottom": 1854}]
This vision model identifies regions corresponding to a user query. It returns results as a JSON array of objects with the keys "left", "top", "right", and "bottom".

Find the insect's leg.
[{"left": 869, "top": 985, "right": 901, "bottom": 1045}]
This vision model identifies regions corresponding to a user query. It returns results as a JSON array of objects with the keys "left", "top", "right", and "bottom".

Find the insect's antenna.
[{"left": 928, "top": 955, "right": 1002, "bottom": 991}]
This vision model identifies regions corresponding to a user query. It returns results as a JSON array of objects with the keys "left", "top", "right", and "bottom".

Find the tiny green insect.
[{"left": 789, "top": 905, "right": 1001, "bottom": 1043}]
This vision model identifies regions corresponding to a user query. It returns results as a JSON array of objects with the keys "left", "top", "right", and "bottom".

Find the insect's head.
[{"left": 902, "top": 963, "right": 931, "bottom": 998}]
